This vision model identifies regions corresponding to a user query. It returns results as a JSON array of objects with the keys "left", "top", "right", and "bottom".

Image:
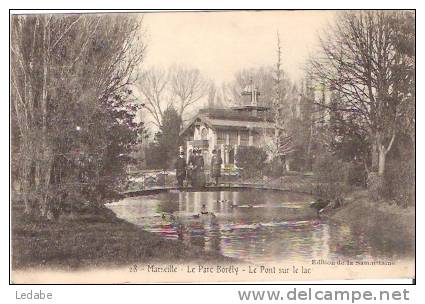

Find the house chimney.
[
  {"left": 252, "top": 86, "right": 257, "bottom": 117},
  {"left": 252, "top": 86, "right": 258, "bottom": 106}
]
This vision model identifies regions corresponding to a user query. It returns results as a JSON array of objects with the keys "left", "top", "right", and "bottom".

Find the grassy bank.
[
  {"left": 326, "top": 190, "right": 415, "bottom": 257},
  {"left": 11, "top": 203, "right": 232, "bottom": 270}
]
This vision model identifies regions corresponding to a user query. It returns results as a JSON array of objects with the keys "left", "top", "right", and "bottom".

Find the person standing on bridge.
[
  {"left": 187, "top": 148, "right": 196, "bottom": 186},
  {"left": 193, "top": 148, "right": 205, "bottom": 188},
  {"left": 175, "top": 151, "right": 187, "bottom": 188},
  {"left": 210, "top": 149, "right": 222, "bottom": 186}
]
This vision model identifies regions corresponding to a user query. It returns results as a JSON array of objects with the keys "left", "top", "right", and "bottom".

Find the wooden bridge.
[{"left": 122, "top": 182, "right": 313, "bottom": 197}]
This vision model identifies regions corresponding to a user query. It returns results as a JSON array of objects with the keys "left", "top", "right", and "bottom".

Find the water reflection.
[{"left": 108, "top": 190, "right": 406, "bottom": 263}]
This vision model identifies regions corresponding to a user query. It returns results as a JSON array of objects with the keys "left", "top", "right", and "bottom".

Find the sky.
[{"left": 141, "top": 10, "right": 336, "bottom": 84}]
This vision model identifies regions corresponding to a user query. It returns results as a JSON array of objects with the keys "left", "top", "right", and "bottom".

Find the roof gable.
[{"left": 179, "top": 108, "right": 275, "bottom": 136}]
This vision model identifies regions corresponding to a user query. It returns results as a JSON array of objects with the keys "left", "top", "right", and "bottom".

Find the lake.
[{"left": 107, "top": 189, "right": 403, "bottom": 263}]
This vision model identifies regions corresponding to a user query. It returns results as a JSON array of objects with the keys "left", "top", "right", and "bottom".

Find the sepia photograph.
[{"left": 10, "top": 9, "right": 415, "bottom": 284}]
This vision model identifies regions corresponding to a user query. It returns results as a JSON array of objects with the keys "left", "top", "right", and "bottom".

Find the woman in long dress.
[{"left": 192, "top": 149, "right": 205, "bottom": 188}]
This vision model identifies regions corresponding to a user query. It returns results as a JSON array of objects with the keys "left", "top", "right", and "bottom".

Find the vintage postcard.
[{"left": 10, "top": 10, "right": 415, "bottom": 284}]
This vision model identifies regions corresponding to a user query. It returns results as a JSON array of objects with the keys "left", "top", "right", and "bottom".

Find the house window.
[
  {"left": 228, "top": 147, "right": 235, "bottom": 164},
  {"left": 252, "top": 132, "right": 261, "bottom": 146},
  {"left": 217, "top": 130, "right": 226, "bottom": 145},
  {"left": 201, "top": 128, "right": 208, "bottom": 140},
  {"left": 240, "top": 130, "right": 249, "bottom": 146},
  {"left": 229, "top": 130, "right": 238, "bottom": 145}
]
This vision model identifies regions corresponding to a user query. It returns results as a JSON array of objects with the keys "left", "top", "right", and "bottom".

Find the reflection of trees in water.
[
  {"left": 327, "top": 223, "right": 360, "bottom": 257},
  {"left": 324, "top": 221, "right": 402, "bottom": 259},
  {"left": 219, "top": 229, "right": 264, "bottom": 260},
  {"left": 205, "top": 221, "right": 221, "bottom": 252},
  {"left": 153, "top": 191, "right": 334, "bottom": 262},
  {"left": 178, "top": 192, "right": 185, "bottom": 211},
  {"left": 178, "top": 190, "right": 311, "bottom": 215},
  {"left": 181, "top": 215, "right": 222, "bottom": 252},
  {"left": 110, "top": 191, "right": 412, "bottom": 262},
  {"left": 333, "top": 220, "right": 414, "bottom": 259},
  {"left": 156, "top": 200, "right": 178, "bottom": 214},
  {"left": 311, "top": 223, "right": 330, "bottom": 259},
  {"left": 217, "top": 224, "right": 330, "bottom": 262},
  {"left": 186, "top": 222, "right": 206, "bottom": 248}
]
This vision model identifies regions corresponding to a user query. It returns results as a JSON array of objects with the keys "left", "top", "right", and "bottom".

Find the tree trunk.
[
  {"left": 38, "top": 15, "right": 53, "bottom": 219},
  {"left": 371, "top": 142, "right": 379, "bottom": 172},
  {"left": 378, "top": 146, "right": 386, "bottom": 176},
  {"left": 40, "top": 152, "right": 53, "bottom": 218},
  {"left": 280, "top": 155, "right": 287, "bottom": 173},
  {"left": 306, "top": 123, "right": 313, "bottom": 171},
  {"left": 375, "top": 130, "right": 394, "bottom": 177},
  {"left": 19, "top": 140, "right": 33, "bottom": 214},
  {"left": 21, "top": 165, "right": 32, "bottom": 214},
  {"left": 372, "top": 131, "right": 388, "bottom": 176}
]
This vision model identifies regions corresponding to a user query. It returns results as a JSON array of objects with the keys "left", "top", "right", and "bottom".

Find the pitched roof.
[{"left": 180, "top": 108, "right": 275, "bottom": 136}]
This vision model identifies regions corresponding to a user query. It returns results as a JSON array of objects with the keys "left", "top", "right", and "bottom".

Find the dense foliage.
[
  {"left": 144, "top": 106, "right": 183, "bottom": 169},
  {"left": 11, "top": 14, "right": 146, "bottom": 219},
  {"left": 235, "top": 146, "right": 268, "bottom": 179},
  {"left": 308, "top": 11, "right": 415, "bottom": 205}
]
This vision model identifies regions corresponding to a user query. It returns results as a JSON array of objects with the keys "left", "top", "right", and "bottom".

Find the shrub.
[
  {"left": 313, "top": 152, "right": 347, "bottom": 184},
  {"left": 383, "top": 158, "right": 415, "bottom": 207},
  {"left": 346, "top": 162, "right": 367, "bottom": 187},
  {"left": 264, "top": 157, "right": 285, "bottom": 178},
  {"left": 143, "top": 143, "right": 164, "bottom": 169},
  {"left": 313, "top": 152, "right": 350, "bottom": 200},
  {"left": 289, "top": 151, "right": 309, "bottom": 172},
  {"left": 236, "top": 146, "right": 268, "bottom": 179}
]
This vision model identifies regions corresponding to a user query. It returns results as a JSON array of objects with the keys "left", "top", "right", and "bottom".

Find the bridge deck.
[{"left": 122, "top": 183, "right": 313, "bottom": 197}]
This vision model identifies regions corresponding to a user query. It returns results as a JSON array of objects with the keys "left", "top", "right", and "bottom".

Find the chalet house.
[{"left": 179, "top": 85, "right": 275, "bottom": 169}]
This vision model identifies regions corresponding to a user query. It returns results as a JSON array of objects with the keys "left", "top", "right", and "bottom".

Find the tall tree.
[
  {"left": 266, "top": 32, "right": 295, "bottom": 169},
  {"left": 144, "top": 106, "right": 182, "bottom": 169},
  {"left": 309, "top": 10, "right": 415, "bottom": 176},
  {"left": 207, "top": 81, "right": 227, "bottom": 109},
  {"left": 169, "top": 65, "right": 208, "bottom": 121},
  {"left": 288, "top": 77, "right": 317, "bottom": 171},
  {"left": 137, "top": 65, "right": 208, "bottom": 127},
  {"left": 228, "top": 66, "right": 275, "bottom": 107},
  {"left": 207, "top": 81, "right": 217, "bottom": 108},
  {"left": 11, "top": 14, "right": 146, "bottom": 217},
  {"left": 136, "top": 67, "right": 169, "bottom": 128}
]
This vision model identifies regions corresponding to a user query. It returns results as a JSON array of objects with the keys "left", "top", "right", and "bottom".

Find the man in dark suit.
[
  {"left": 175, "top": 151, "right": 187, "bottom": 188},
  {"left": 210, "top": 149, "right": 222, "bottom": 186}
]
